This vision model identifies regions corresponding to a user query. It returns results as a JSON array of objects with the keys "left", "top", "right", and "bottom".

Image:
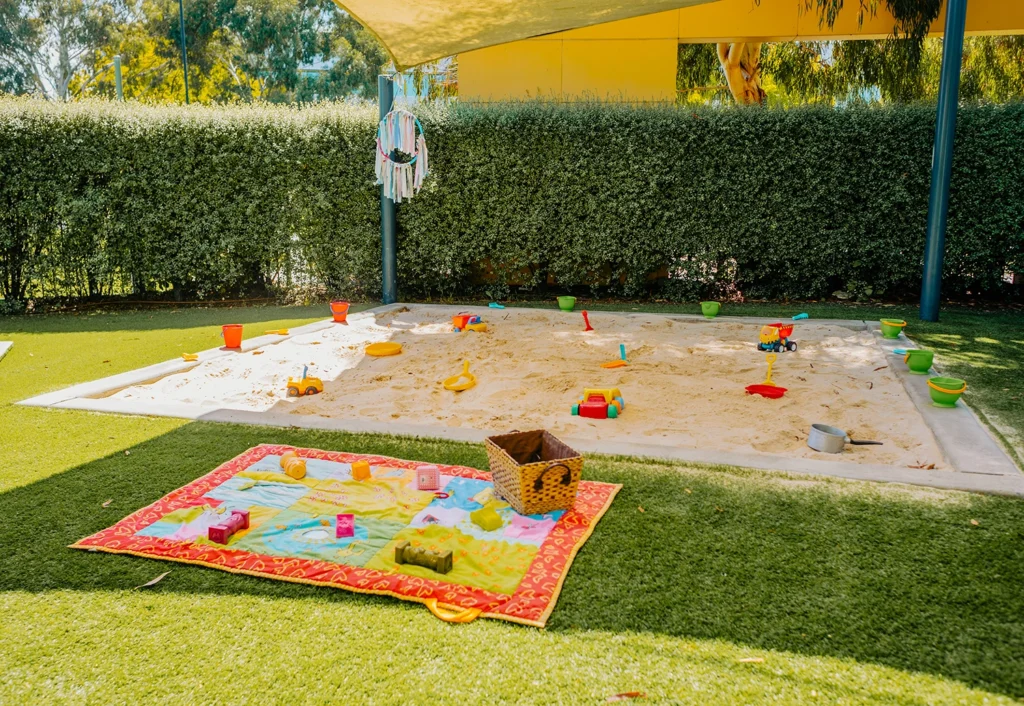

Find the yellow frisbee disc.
[{"left": 365, "top": 342, "right": 403, "bottom": 357}]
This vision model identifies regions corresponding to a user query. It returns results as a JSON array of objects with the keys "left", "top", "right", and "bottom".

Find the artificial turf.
[{"left": 1, "top": 303, "right": 1022, "bottom": 704}]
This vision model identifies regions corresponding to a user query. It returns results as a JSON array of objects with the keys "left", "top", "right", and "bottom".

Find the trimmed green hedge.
[{"left": 1, "top": 98, "right": 1021, "bottom": 306}]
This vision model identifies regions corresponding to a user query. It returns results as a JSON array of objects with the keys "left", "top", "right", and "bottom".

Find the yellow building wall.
[{"left": 459, "top": 0, "right": 1024, "bottom": 102}]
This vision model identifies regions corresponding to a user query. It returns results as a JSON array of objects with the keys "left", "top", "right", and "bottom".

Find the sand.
[{"left": 110, "top": 305, "right": 946, "bottom": 469}]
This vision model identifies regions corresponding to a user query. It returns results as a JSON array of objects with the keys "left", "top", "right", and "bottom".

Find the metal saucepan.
[{"left": 807, "top": 423, "right": 883, "bottom": 454}]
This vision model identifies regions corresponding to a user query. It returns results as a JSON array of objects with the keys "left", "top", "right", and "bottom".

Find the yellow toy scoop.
[
  {"left": 365, "top": 342, "right": 402, "bottom": 357},
  {"left": 443, "top": 360, "right": 477, "bottom": 392}
]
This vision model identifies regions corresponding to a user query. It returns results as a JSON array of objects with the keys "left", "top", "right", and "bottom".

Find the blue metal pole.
[
  {"left": 379, "top": 75, "right": 397, "bottom": 304},
  {"left": 920, "top": 0, "right": 968, "bottom": 322},
  {"left": 177, "top": 0, "right": 190, "bottom": 104}
]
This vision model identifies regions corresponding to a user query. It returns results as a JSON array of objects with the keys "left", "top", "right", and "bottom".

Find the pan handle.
[{"left": 848, "top": 440, "right": 883, "bottom": 446}]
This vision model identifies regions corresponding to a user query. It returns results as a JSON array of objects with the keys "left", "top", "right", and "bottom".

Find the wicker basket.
[{"left": 484, "top": 430, "right": 583, "bottom": 515}]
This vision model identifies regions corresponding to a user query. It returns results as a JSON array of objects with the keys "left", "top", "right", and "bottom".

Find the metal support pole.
[
  {"left": 113, "top": 55, "right": 123, "bottom": 101},
  {"left": 920, "top": 0, "right": 968, "bottom": 322},
  {"left": 177, "top": 0, "right": 190, "bottom": 104},
  {"left": 379, "top": 74, "right": 397, "bottom": 304}
]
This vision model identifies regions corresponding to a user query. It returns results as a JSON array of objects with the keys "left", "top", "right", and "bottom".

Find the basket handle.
[
  {"left": 425, "top": 599, "right": 481, "bottom": 623},
  {"left": 533, "top": 463, "right": 573, "bottom": 492}
]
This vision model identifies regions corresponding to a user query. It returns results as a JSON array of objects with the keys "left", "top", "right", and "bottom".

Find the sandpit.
[{"left": 106, "top": 306, "right": 946, "bottom": 469}]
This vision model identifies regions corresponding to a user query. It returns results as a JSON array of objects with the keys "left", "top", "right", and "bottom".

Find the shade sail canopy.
[{"left": 333, "top": 0, "right": 721, "bottom": 70}]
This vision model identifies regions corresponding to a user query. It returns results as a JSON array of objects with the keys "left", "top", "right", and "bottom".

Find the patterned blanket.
[{"left": 72, "top": 444, "right": 620, "bottom": 627}]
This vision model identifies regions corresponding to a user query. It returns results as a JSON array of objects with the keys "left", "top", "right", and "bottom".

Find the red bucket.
[
  {"left": 221, "top": 324, "right": 243, "bottom": 349},
  {"left": 330, "top": 301, "right": 350, "bottom": 323}
]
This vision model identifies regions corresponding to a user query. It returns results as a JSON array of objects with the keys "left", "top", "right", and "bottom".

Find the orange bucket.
[
  {"left": 330, "top": 300, "right": 350, "bottom": 323},
  {"left": 221, "top": 324, "right": 243, "bottom": 349}
]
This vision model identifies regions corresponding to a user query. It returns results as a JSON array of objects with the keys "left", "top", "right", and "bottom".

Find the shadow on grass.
[
  {"left": 0, "top": 304, "right": 369, "bottom": 335},
  {"left": 1, "top": 421, "right": 1022, "bottom": 698}
]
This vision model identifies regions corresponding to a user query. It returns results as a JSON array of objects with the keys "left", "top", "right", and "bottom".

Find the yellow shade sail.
[{"left": 332, "top": 0, "right": 721, "bottom": 70}]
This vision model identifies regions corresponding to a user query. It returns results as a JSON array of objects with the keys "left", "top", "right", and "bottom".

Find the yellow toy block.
[
  {"left": 470, "top": 504, "right": 503, "bottom": 532},
  {"left": 351, "top": 460, "right": 372, "bottom": 481}
]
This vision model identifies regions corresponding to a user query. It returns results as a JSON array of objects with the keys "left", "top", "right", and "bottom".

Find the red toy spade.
[{"left": 582, "top": 310, "right": 594, "bottom": 332}]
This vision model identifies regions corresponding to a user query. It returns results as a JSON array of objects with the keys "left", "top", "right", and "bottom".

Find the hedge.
[{"left": 1, "top": 97, "right": 1022, "bottom": 307}]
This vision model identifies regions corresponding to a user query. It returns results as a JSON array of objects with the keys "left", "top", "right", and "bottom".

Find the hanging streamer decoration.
[{"left": 375, "top": 108, "right": 429, "bottom": 204}]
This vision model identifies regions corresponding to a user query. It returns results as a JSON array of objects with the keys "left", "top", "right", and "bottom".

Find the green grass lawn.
[{"left": 1, "top": 303, "right": 1022, "bottom": 704}]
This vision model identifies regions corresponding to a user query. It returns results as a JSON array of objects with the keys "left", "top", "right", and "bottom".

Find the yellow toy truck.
[{"left": 287, "top": 366, "right": 323, "bottom": 397}]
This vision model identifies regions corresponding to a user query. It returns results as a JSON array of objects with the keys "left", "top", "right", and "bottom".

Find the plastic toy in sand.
[
  {"left": 280, "top": 451, "right": 307, "bottom": 480},
  {"left": 443, "top": 360, "right": 477, "bottom": 391},
  {"left": 880, "top": 319, "right": 907, "bottom": 339},
  {"left": 365, "top": 342, "right": 402, "bottom": 357},
  {"left": 582, "top": 310, "right": 594, "bottom": 331},
  {"left": 601, "top": 344, "right": 628, "bottom": 369},
  {"left": 208, "top": 509, "right": 249, "bottom": 544},
  {"left": 265, "top": 329, "right": 289, "bottom": 335},
  {"left": 330, "top": 301, "right": 350, "bottom": 323},
  {"left": 757, "top": 323, "right": 798, "bottom": 353},
  {"left": 182, "top": 353, "right": 199, "bottom": 362},
  {"left": 287, "top": 366, "right": 323, "bottom": 397},
  {"left": 572, "top": 387, "right": 625, "bottom": 419},
  {"left": 928, "top": 377, "right": 967, "bottom": 408},
  {"left": 221, "top": 324, "right": 243, "bottom": 349},
  {"left": 488, "top": 302, "right": 505, "bottom": 309},
  {"left": 745, "top": 353, "right": 787, "bottom": 399},
  {"left": 452, "top": 314, "right": 486, "bottom": 332},
  {"left": 395, "top": 540, "right": 453, "bottom": 574}
]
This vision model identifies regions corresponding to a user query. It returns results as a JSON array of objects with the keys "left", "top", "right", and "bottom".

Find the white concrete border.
[
  {"left": 873, "top": 329, "right": 1019, "bottom": 478},
  {"left": 0, "top": 341, "right": 11, "bottom": 363},
  {"left": 17, "top": 305, "right": 1022, "bottom": 497}
]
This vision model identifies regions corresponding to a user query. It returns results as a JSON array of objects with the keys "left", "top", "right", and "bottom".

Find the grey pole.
[
  {"left": 113, "top": 55, "right": 123, "bottom": 101},
  {"left": 177, "top": 0, "right": 190, "bottom": 104},
  {"left": 379, "top": 74, "right": 397, "bottom": 304},
  {"left": 920, "top": 0, "right": 968, "bottom": 322}
]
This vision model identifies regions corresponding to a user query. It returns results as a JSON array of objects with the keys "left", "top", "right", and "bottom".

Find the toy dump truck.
[{"left": 757, "top": 323, "right": 798, "bottom": 353}]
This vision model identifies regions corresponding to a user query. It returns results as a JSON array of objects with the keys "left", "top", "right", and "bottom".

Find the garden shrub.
[{"left": 0, "top": 97, "right": 1021, "bottom": 305}]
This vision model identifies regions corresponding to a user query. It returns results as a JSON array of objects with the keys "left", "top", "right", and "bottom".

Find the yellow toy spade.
[{"left": 443, "top": 360, "right": 477, "bottom": 392}]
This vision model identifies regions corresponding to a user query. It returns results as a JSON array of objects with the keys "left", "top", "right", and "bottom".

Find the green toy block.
[
  {"left": 394, "top": 540, "right": 453, "bottom": 574},
  {"left": 470, "top": 505, "right": 503, "bottom": 532}
]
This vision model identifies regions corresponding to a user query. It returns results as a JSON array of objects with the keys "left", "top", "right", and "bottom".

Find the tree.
[
  {"left": 0, "top": 0, "right": 125, "bottom": 100},
  {"left": 679, "top": 35, "right": 1024, "bottom": 107},
  {"left": 712, "top": 0, "right": 942, "bottom": 104}
]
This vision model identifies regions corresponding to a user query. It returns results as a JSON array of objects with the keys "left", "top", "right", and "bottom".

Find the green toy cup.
[
  {"left": 928, "top": 376, "right": 966, "bottom": 408},
  {"left": 700, "top": 301, "right": 721, "bottom": 318},
  {"left": 880, "top": 319, "right": 907, "bottom": 339},
  {"left": 557, "top": 296, "right": 576, "bottom": 312},
  {"left": 904, "top": 349, "right": 934, "bottom": 374}
]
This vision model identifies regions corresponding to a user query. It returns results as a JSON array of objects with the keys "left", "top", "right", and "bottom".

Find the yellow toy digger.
[{"left": 287, "top": 366, "right": 323, "bottom": 397}]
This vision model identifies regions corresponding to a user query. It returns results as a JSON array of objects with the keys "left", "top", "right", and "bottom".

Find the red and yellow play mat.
[{"left": 72, "top": 444, "right": 620, "bottom": 627}]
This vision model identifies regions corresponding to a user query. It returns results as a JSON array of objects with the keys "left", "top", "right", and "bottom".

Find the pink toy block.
[
  {"left": 208, "top": 509, "right": 249, "bottom": 544},
  {"left": 336, "top": 513, "right": 355, "bottom": 538},
  {"left": 415, "top": 464, "right": 440, "bottom": 491}
]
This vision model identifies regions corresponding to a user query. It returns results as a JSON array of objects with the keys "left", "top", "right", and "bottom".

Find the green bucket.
[
  {"left": 880, "top": 319, "right": 907, "bottom": 339},
  {"left": 700, "top": 301, "right": 721, "bottom": 318},
  {"left": 557, "top": 296, "right": 576, "bottom": 312},
  {"left": 904, "top": 349, "right": 934, "bottom": 374},
  {"left": 928, "top": 376, "right": 966, "bottom": 408}
]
